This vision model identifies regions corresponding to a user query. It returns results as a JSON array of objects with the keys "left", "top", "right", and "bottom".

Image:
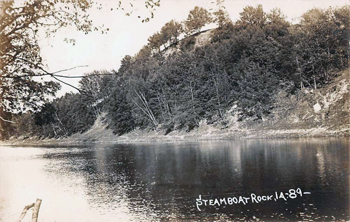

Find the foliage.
[
  {"left": 213, "top": 9, "right": 232, "bottom": 28},
  {"left": 0, "top": 0, "right": 161, "bottom": 125},
  {"left": 236, "top": 4, "right": 266, "bottom": 28},
  {"left": 184, "top": 6, "right": 213, "bottom": 35},
  {"left": 4, "top": 4, "right": 350, "bottom": 139},
  {"left": 292, "top": 6, "right": 350, "bottom": 86},
  {"left": 0, "top": 0, "right": 97, "bottom": 113},
  {"left": 160, "top": 20, "right": 183, "bottom": 46},
  {"left": 105, "top": 77, "right": 135, "bottom": 135}
]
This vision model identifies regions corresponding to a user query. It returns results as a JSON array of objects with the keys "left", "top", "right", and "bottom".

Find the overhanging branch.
[
  {"left": 51, "top": 75, "right": 82, "bottom": 93},
  {"left": 1, "top": 65, "right": 114, "bottom": 79}
]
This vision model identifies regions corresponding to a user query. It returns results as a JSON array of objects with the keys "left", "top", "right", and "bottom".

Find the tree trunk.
[
  {"left": 314, "top": 76, "right": 317, "bottom": 89},
  {"left": 134, "top": 90, "right": 158, "bottom": 127},
  {"left": 190, "top": 81, "right": 195, "bottom": 112},
  {"left": 213, "top": 77, "right": 223, "bottom": 118},
  {"left": 54, "top": 112, "right": 68, "bottom": 135}
]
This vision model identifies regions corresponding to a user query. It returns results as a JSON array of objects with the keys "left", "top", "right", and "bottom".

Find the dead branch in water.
[{"left": 18, "top": 203, "right": 34, "bottom": 222}]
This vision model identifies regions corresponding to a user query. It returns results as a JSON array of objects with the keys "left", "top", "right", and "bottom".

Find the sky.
[{"left": 38, "top": 0, "right": 349, "bottom": 97}]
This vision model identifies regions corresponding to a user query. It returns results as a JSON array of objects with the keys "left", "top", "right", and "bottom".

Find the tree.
[
  {"left": 0, "top": 108, "right": 13, "bottom": 139},
  {"left": 79, "top": 70, "right": 113, "bottom": 116},
  {"left": 105, "top": 79, "right": 135, "bottom": 135},
  {"left": 148, "top": 32, "right": 165, "bottom": 52},
  {"left": 147, "top": 20, "right": 183, "bottom": 52},
  {"left": 237, "top": 5, "right": 266, "bottom": 28},
  {"left": 292, "top": 6, "right": 350, "bottom": 87},
  {"left": 211, "top": 0, "right": 231, "bottom": 28},
  {"left": 119, "top": 55, "right": 133, "bottom": 74},
  {"left": 160, "top": 19, "right": 183, "bottom": 46},
  {"left": 184, "top": 6, "right": 213, "bottom": 35},
  {"left": 265, "top": 8, "right": 290, "bottom": 38},
  {"left": 0, "top": 0, "right": 94, "bottom": 114},
  {"left": 213, "top": 9, "right": 232, "bottom": 28},
  {"left": 236, "top": 61, "right": 279, "bottom": 120}
]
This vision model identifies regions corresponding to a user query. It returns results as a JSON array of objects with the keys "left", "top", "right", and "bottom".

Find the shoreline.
[{"left": 1, "top": 127, "right": 348, "bottom": 146}]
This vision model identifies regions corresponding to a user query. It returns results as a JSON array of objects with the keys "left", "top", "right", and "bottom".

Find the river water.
[{"left": 0, "top": 138, "right": 349, "bottom": 221}]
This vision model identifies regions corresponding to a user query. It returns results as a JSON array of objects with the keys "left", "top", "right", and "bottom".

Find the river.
[{"left": 0, "top": 138, "right": 349, "bottom": 221}]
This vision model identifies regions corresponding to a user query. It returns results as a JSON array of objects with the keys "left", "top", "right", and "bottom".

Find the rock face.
[{"left": 270, "top": 69, "right": 350, "bottom": 134}]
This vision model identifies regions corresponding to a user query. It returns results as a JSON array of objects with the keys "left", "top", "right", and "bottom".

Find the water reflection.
[{"left": 0, "top": 138, "right": 349, "bottom": 221}]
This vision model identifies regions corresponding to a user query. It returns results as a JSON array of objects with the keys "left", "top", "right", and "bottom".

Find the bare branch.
[
  {"left": 51, "top": 65, "right": 88, "bottom": 74},
  {"left": 0, "top": 115, "right": 15, "bottom": 123},
  {"left": 54, "top": 73, "right": 113, "bottom": 78},
  {"left": 1, "top": 65, "right": 89, "bottom": 79},
  {"left": 51, "top": 75, "right": 82, "bottom": 93}
]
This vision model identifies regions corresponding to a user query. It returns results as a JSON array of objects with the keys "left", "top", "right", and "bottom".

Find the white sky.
[{"left": 38, "top": 0, "right": 349, "bottom": 97}]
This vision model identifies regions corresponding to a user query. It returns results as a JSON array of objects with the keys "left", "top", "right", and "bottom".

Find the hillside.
[
  {"left": 5, "top": 67, "right": 348, "bottom": 146},
  {"left": 2, "top": 5, "right": 350, "bottom": 143},
  {"left": 95, "top": 68, "right": 350, "bottom": 142}
]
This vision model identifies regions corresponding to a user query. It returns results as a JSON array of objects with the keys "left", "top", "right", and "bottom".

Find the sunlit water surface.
[{"left": 0, "top": 138, "right": 349, "bottom": 221}]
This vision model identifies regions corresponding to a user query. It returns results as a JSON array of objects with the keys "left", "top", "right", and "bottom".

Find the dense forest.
[{"left": 1, "top": 4, "right": 349, "bottom": 140}]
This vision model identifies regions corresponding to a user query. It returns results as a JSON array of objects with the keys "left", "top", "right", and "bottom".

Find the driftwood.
[
  {"left": 18, "top": 199, "right": 42, "bottom": 222},
  {"left": 31, "top": 199, "right": 42, "bottom": 222},
  {"left": 18, "top": 203, "right": 35, "bottom": 221}
]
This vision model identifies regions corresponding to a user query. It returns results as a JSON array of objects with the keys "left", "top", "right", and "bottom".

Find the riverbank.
[{"left": 1, "top": 122, "right": 348, "bottom": 146}]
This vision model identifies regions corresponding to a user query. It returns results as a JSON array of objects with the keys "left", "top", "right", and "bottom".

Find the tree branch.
[
  {"left": 51, "top": 75, "right": 82, "bottom": 93},
  {"left": 1, "top": 65, "right": 89, "bottom": 79},
  {"left": 1, "top": 65, "right": 115, "bottom": 79},
  {"left": 0, "top": 115, "right": 15, "bottom": 123},
  {"left": 54, "top": 73, "right": 113, "bottom": 78},
  {"left": 51, "top": 65, "right": 88, "bottom": 74}
]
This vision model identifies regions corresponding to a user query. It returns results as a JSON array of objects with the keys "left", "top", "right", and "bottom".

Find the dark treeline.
[{"left": 3, "top": 5, "right": 349, "bottom": 139}]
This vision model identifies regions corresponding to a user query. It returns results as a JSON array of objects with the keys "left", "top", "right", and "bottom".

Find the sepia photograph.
[{"left": 0, "top": 0, "right": 349, "bottom": 221}]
